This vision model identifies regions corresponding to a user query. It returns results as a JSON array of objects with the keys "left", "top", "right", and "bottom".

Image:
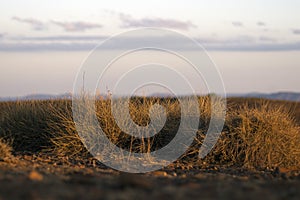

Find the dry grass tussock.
[
  {"left": 49, "top": 96, "right": 196, "bottom": 159},
  {"left": 0, "top": 100, "right": 71, "bottom": 153},
  {"left": 204, "top": 102, "right": 300, "bottom": 169},
  {"left": 0, "top": 138, "right": 13, "bottom": 161}
]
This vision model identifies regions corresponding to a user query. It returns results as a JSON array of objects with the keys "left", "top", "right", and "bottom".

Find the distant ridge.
[
  {"left": 1, "top": 92, "right": 300, "bottom": 102},
  {"left": 228, "top": 92, "right": 300, "bottom": 102},
  {"left": 0, "top": 93, "right": 72, "bottom": 102}
]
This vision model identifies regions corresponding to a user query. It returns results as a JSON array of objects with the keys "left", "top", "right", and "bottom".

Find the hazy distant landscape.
[{"left": 1, "top": 91, "right": 300, "bottom": 102}]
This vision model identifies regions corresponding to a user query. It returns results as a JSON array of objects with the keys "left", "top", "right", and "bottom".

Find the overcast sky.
[{"left": 0, "top": 0, "right": 300, "bottom": 97}]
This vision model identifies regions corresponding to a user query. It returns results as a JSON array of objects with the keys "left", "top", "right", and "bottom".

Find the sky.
[{"left": 0, "top": 0, "right": 300, "bottom": 97}]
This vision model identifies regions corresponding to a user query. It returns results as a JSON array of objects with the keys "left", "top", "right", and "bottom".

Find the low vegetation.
[{"left": 0, "top": 96, "right": 299, "bottom": 170}]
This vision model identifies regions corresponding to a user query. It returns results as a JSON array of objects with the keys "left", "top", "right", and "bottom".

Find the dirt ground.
[{"left": 1, "top": 154, "right": 300, "bottom": 200}]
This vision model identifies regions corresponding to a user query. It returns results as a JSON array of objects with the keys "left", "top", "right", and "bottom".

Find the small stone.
[
  {"left": 29, "top": 170, "right": 43, "bottom": 181},
  {"left": 152, "top": 171, "right": 168, "bottom": 177}
]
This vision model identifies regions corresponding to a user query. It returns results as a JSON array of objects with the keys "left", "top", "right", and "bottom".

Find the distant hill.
[
  {"left": 1, "top": 92, "right": 300, "bottom": 102},
  {"left": 0, "top": 93, "right": 72, "bottom": 102},
  {"left": 228, "top": 92, "right": 300, "bottom": 102}
]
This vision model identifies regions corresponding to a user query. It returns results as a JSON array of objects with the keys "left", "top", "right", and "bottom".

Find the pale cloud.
[
  {"left": 119, "top": 13, "right": 197, "bottom": 30},
  {"left": 258, "top": 36, "right": 278, "bottom": 43},
  {"left": 257, "top": 21, "right": 266, "bottom": 26},
  {"left": 12, "top": 35, "right": 107, "bottom": 41},
  {"left": 51, "top": 20, "right": 102, "bottom": 32},
  {"left": 259, "top": 36, "right": 277, "bottom": 42},
  {"left": 232, "top": 21, "right": 243, "bottom": 27},
  {"left": 12, "top": 16, "right": 46, "bottom": 31},
  {"left": 292, "top": 29, "right": 300, "bottom": 35},
  {"left": 1, "top": 34, "right": 299, "bottom": 51},
  {"left": 0, "top": 42, "right": 96, "bottom": 51}
]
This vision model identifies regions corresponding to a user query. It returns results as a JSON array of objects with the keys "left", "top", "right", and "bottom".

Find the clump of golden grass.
[
  {"left": 48, "top": 95, "right": 212, "bottom": 171},
  {"left": 0, "top": 138, "right": 13, "bottom": 161},
  {"left": 48, "top": 96, "right": 188, "bottom": 159},
  {"left": 48, "top": 103, "right": 88, "bottom": 158},
  {"left": 204, "top": 102, "right": 300, "bottom": 169}
]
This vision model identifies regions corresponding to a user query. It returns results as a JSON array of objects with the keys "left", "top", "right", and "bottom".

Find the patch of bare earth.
[{"left": 1, "top": 154, "right": 300, "bottom": 200}]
